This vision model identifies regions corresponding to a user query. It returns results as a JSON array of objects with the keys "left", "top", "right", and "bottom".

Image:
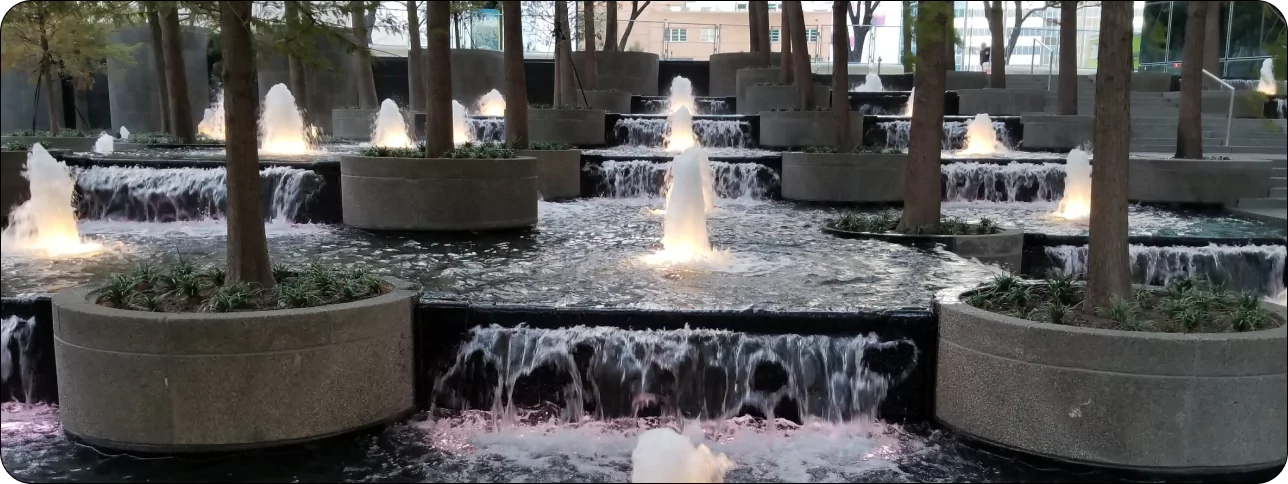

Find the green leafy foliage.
[
  {"left": 1, "top": 2, "right": 138, "bottom": 91},
  {"left": 831, "top": 212, "right": 1001, "bottom": 235},
  {"left": 525, "top": 142, "right": 575, "bottom": 151},
  {"left": 443, "top": 142, "right": 516, "bottom": 159}
]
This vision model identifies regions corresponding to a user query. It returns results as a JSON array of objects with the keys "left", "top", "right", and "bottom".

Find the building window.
[
  {"left": 701, "top": 28, "right": 718, "bottom": 43},
  {"left": 735, "top": 2, "right": 747, "bottom": 11},
  {"left": 805, "top": 28, "right": 819, "bottom": 42},
  {"left": 770, "top": 28, "right": 780, "bottom": 42},
  {"left": 767, "top": 3, "right": 777, "bottom": 10},
  {"left": 666, "top": 28, "right": 688, "bottom": 42}
]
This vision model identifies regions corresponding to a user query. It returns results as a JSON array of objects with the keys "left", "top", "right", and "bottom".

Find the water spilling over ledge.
[
  {"left": 74, "top": 165, "right": 323, "bottom": 223},
  {"left": 588, "top": 160, "right": 779, "bottom": 200},
  {"left": 613, "top": 117, "right": 753, "bottom": 148},
  {"left": 941, "top": 162, "right": 1065, "bottom": 203},
  {"left": 876, "top": 118, "right": 1014, "bottom": 151},
  {"left": 1042, "top": 244, "right": 1287, "bottom": 296}
]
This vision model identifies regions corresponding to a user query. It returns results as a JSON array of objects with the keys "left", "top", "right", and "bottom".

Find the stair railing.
[
  {"left": 1201, "top": 69, "right": 1234, "bottom": 147},
  {"left": 1030, "top": 39, "right": 1055, "bottom": 90}
]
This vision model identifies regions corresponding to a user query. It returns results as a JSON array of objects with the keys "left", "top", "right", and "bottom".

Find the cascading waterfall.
[
  {"left": 73, "top": 165, "right": 323, "bottom": 223},
  {"left": 476, "top": 89, "right": 506, "bottom": 116},
  {"left": 198, "top": 91, "right": 226, "bottom": 141},
  {"left": 370, "top": 99, "right": 413, "bottom": 148},
  {"left": 667, "top": 76, "right": 697, "bottom": 114},
  {"left": 0, "top": 144, "right": 101, "bottom": 257},
  {"left": 614, "top": 118, "right": 751, "bottom": 148},
  {"left": 1053, "top": 148, "right": 1092, "bottom": 220},
  {"left": 1258, "top": 58, "right": 1278, "bottom": 95},
  {"left": 878, "top": 119, "right": 1011, "bottom": 151},
  {"left": 941, "top": 162, "right": 1065, "bottom": 203},
  {"left": 431, "top": 325, "right": 918, "bottom": 423},
  {"left": 1044, "top": 244, "right": 1288, "bottom": 297},
  {"left": 93, "top": 133, "right": 114, "bottom": 154},
  {"left": 1, "top": 317, "right": 38, "bottom": 404},
  {"left": 468, "top": 117, "right": 506, "bottom": 143},
  {"left": 590, "top": 160, "right": 778, "bottom": 200},
  {"left": 259, "top": 83, "right": 314, "bottom": 154}
]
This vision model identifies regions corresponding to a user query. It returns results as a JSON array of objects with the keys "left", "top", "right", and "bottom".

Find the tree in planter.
[
  {"left": 286, "top": 1, "right": 310, "bottom": 108},
  {"left": 1057, "top": 0, "right": 1078, "bottom": 115},
  {"left": 749, "top": 1, "right": 762, "bottom": 57},
  {"left": 896, "top": 0, "right": 949, "bottom": 234},
  {"left": 503, "top": 1, "right": 528, "bottom": 148},
  {"left": 146, "top": 10, "right": 172, "bottom": 133},
  {"left": 554, "top": 0, "right": 577, "bottom": 106},
  {"left": 848, "top": 1, "right": 882, "bottom": 63},
  {"left": 832, "top": 0, "right": 852, "bottom": 151},
  {"left": 1084, "top": 0, "right": 1132, "bottom": 310},
  {"left": 983, "top": 0, "right": 1006, "bottom": 87},
  {"left": 785, "top": 1, "right": 812, "bottom": 109},
  {"left": 752, "top": 1, "right": 771, "bottom": 65},
  {"left": 1175, "top": 0, "right": 1210, "bottom": 160},
  {"left": 425, "top": 1, "right": 454, "bottom": 158}
]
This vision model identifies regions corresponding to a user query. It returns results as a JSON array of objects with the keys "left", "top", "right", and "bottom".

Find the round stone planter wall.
[
  {"left": 572, "top": 51, "right": 660, "bottom": 95},
  {"left": 759, "top": 111, "right": 864, "bottom": 149},
  {"left": 341, "top": 156, "right": 538, "bottom": 231},
  {"left": 581, "top": 90, "right": 632, "bottom": 114},
  {"left": 0, "top": 136, "right": 97, "bottom": 152},
  {"left": 781, "top": 152, "right": 905, "bottom": 203},
  {"left": 1, "top": 150, "right": 29, "bottom": 222},
  {"left": 517, "top": 149, "right": 581, "bottom": 200},
  {"left": 527, "top": 108, "right": 607, "bottom": 146},
  {"left": 709, "top": 52, "right": 781, "bottom": 97},
  {"left": 936, "top": 300, "right": 1287, "bottom": 472},
  {"left": 451, "top": 49, "right": 506, "bottom": 106},
  {"left": 735, "top": 67, "right": 781, "bottom": 113},
  {"left": 824, "top": 226, "right": 1024, "bottom": 271},
  {"left": 1128, "top": 158, "right": 1276, "bottom": 205},
  {"left": 52, "top": 279, "right": 417, "bottom": 453},
  {"left": 742, "top": 83, "right": 831, "bottom": 114}
]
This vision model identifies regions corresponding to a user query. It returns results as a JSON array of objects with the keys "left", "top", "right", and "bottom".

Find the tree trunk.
[
  {"left": 352, "top": 1, "right": 379, "bottom": 109},
  {"left": 556, "top": 1, "right": 578, "bottom": 105},
  {"left": 425, "top": 1, "right": 453, "bottom": 157},
  {"left": 832, "top": 0, "right": 851, "bottom": 151},
  {"left": 582, "top": 0, "right": 597, "bottom": 89},
  {"left": 407, "top": 1, "right": 424, "bottom": 108},
  {"left": 780, "top": 5, "right": 794, "bottom": 84},
  {"left": 147, "top": 11, "right": 171, "bottom": 133},
  {"left": 1175, "top": 0, "right": 1208, "bottom": 160},
  {"left": 749, "top": 2, "right": 762, "bottom": 54},
  {"left": 786, "top": 1, "right": 813, "bottom": 109},
  {"left": 988, "top": 1, "right": 1006, "bottom": 87},
  {"left": 901, "top": 0, "right": 913, "bottom": 72},
  {"left": 220, "top": 0, "right": 274, "bottom": 289},
  {"left": 1058, "top": 1, "right": 1077, "bottom": 115},
  {"left": 896, "top": 0, "right": 948, "bottom": 234},
  {"left": 74, "top": 88, "right": 90, "bottom": 129},
  {"left": 453, "top": 14, "right": 463, "bottom": 48},
  {"left": 1203, "top": 0, "right": 1222, "bottom": 84},
  {"left": 161, "top": 7, "right": 194, "bottom": 142},
  {"left": 945, "top": 14, "right": 955, "bottom": 71},
  {"left": 605, "top": 0, "right": 618, "bottom": 51},
  {"left": 850, "top": 25, "right": 872, "bottom": 62},
  {"left": 1003, "top": 0, "right": 1026, "bottom": 63},
  {"left": 503, "top": 1, "right": 528, "bottom": 147},
  {"left": 286, "top": 1, "right": 309, "bottom": 113},
  {"left": 1084, "top": 0, "right": 1133, "bottom": 311},
  {"left": 755, "top": 2, "right": 771, "bottom": 62}
]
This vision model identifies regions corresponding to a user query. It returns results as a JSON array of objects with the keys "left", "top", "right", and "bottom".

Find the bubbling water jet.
[
  {"left": 957, "top": 113, "right": 1006, "bottom": 155},
  {"left": 370, "top": 99, "right": 413, "bottom": 148},
  {"left": 643, "top": 147, "right": 727, "bottom": 265},
  {"left": 1053, "top": 148, "right": 1092, "bottom": 221},
  {"left": 197, "top": 91, "right": 226, "bottom": 141},
  {"left": 1258, "top": 58, "right": 1278, "bottom": 95},
  {"left": 0, "top": 144, "right": 102, "bottom": 257},
  {"left": 452, "top": 100, "right": 471, "bottom": 145},
  {"left": 667, "top": 76, "right": 696, "bottom": 115},
  {"left": 259, "top": 84, "right": 314, "bottom": 154},
  {"left": 631, "top": 428, "right": 735, "bottom": 483},
  {"left": 665, "top": 106, "right": 697, "bottom": 152},
  {"left": 476, "top": 89, "right": 506, "bottom": 116},
  {"left": 93, "top": 133, "right": 114, "bottom": 154},
  {"left": 902, "top": 88, "right": 914, "bottom": 116},
  {"left": 855, "top": 71, "right": 884, "bottom": 92},
  {"left": 118, "top": 126, "right": 130, "bottom": 141}
]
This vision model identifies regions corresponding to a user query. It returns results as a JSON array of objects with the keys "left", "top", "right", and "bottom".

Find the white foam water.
[
  {"left": 667, "top": 76, "right": 697, "bottom": 115},
  {"left": 855, "top": 71, "right": 884, "bottom": 92},
  {"left": 370, "top": 99, "right": 413, "bottom": 148},
  {"left": 476, "top": 89, "right": 506, "bottom": 116},
  {"left": 1258, "top": 58, "right": 1278, "bottom": 95},
  {"left": 452, "top": 100, "right": 470, "bottom": 145},
  {"left": 591, "top": 160, "right": 778, "bottom": 200},
  {"left": 259, "top": 84, "right": 314, "bottom": 154},
  {"left": 631, "top": 427, "right": 734, "bottom": 483},
  {"left": 73, "top": 165, "right": 322, "bottom": 223},
  {"left": 652, "top": 147, "right": 718, "bottom": 263},
  {"left": 614, "top": 118, "right": 751, "bottom": 148},
  {"left": 118, "top": 126, "right": 130, "bottom": 141},
  {"left": 941, "top": 162, "right": 1064, "bottom": 203},
  {"left": 1044, "top": 244, "right": 1287, "bottom": 296},
  {"left": 93, "top": 133, "right": 114, "bottom": 154},
  {"left": 467, "top": 117, "right": 505, "bottom": 143},
  {"left": 1053, "top": 148, "right": 1092, "bottom": 220},
  {"left": 197, "top": 90, "right": 226, "bottom": 141}
]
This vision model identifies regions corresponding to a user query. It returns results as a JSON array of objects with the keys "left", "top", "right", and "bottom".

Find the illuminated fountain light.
[
  {"left": 902, "top": 87, "right": 914, "bottom": 116},
  {"left": 0, "top": 144, "right": 102, "bottom": 258},
  {"left": 197, "top": 91, "right": 226, "bottom": 141},
  {"left": 475, "top": 89, "right": 506, "bottom": 116},
  {"left": 664, "top": 106, "right": 698, "bottom": 153},
  {"left": 1053, "top": 148, "right": 1092, "bottom": 221},
  {"left": 643, "top": 147, "right": 728, "bottom": 266},
  {"left": 118, "top": 126, "right": 130, "bottom": 141},
  {"left": 452, "top": 100, "right": 471, "bottom": 145},
  {"left": 93, "top": 133, "right": 114, "bottom": 154},
  {"left": 1258, "top": 58, "right": 1278, "bottom": 95},
  {"left": 631, "top": 428, "right": 734, "bottom": 483},
  {"left": 259, "top": 83, "right": 315, "bottom": 154},
  {"left": 370, "top": 99, "right": 414, "bottom": 148},
  {"left": 666, "top": 76, "right": 696, "bottom": 115},
  {"left": 957, "top": 113, "right": 1007, "bottom": 156},
  {"left": 855, "top": 71, "right": 884, "bottom": 92}
]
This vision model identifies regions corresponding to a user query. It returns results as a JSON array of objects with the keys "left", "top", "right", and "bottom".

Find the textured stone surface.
[
  {"left": 1021, "top": 115, "right": 1093, "bottom": 151},
  {"left": 709, "top": 52, "right": 781, "bottom": 97},
  {"left": 948, "top": 229, "right": 1024, "bottom": 272},
  {"left": 936, "top": 301, "right": 1288, "bottom": 470},
  {"left": 1, "top": 150, "right": 29, "bottom": 220},
  {"left": 1129, "top": 158, "right": 1275, "bottom": 205},
  {"left": 107, "top": 25, "right": 210, "bottom": 133},
  {"left": 341, "top": 156, "right": 538, "bottom": 231},
  {"left": 572, "top": 51, "right": 660, "bottom": 95},
  {"left": 957, "top": 89, "right": 1047, "bottom": 115},
  {"left": 945, "top": 71, "right": 988, "bottom": 90},
  {"left": 331, "top": 109, "right": 379, "bottom": 140},
  {"left": 581, "top": 90, "right": 632, "bottom": 114},
  {"left": 52, "top": 281, "right": 417, "bottom": 452},
  {"left": 527, "top": 109, "right": 606, "bottom": 146},
  {"left": 450, "top": 49, "right": 506, "bottom": 107},
  {"left": 517, "top": 149, "right": 581, "bottom": 199},
  {"left": 735, "top": 67, "right": 782, "bottom": 113},
  {"left": 741, "top": 83, "right": 830, "bottom": 114},
  {"left": 759, "top": 111, "right": 864, "bottom": 149},
  {"left": 781, "top": 152, "right": 900, "bottom": 202},
  {"left": 1, "top": 71, "right": 62, "bottom": 133}
]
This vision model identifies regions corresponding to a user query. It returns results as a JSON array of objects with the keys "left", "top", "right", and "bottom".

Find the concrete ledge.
[
  {"left": 735, "top": 68, "right": 783, "bottom": 113},
  {"left": 527, "top": 108, "right": 606, "bottom": 146},
  {"left": 957, "top": 89, "right": 1047, "bottom": 115},
  {"left": 936, "top": 299, "right": 1287, "bottom": 471},
  {"left": 781, "top": 152, "right": 903, "bottom": 202},
  {"left": 573, "top": 51, "right": 660, "bottom": 95},
  {"left": 1021, "top": 115, "right": 1093, "bottom": 151},
  {"left": 516, "top": 149, "right": 581, "bottom": 199},
  {"left": 759, "top": 111, "right": 863, "bottom": 149},
  {"left": 824, "top": 226, "right": 1024, "bottom": 271},
  {"left": 742, "top": 83, "right": 830, "bottom": 114},
  {"left": 1131, "top": 72, "right": 1176, "bottom": 92},
  {"left": 581, "top": 90, "right": 632, "bottom": 114},
  {"left": 340, "top": 155, "right": 538, "bottom": 231},
  {"left": 331, "top": 109, "right": 377, "bottom": 140},
  {"left": 451, "top": 49, "right": 506, "bottom": 107},
  {"left": 709, "top": 52, "right": 781, "bottom": 97},
  {"left": 52, "top": 279, "right": 417, "bottom": 452},
  {"left": 945, "top": 71, "right": 988, "bottom": 90},
  {"left": 1163, "top": 91, "right": 1273, "bottom": 118},
  {"left": 1, "top": 136, "right": 97, "bottom": 152},
  {"left": 1, "top": 150, "right": 28, "bottom": 220},
  {"left": 1129, "top": 158, "right": 1275, "bottom": 205}
]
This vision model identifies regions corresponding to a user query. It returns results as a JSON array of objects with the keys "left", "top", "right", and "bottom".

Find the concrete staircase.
[{"left": 1234, "top": 163, "right": 1287, "bottom": 220}]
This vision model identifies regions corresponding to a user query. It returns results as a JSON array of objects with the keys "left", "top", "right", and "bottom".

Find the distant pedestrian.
[{"left": 979, "top": 43, "right": 991, "bottom": 73}]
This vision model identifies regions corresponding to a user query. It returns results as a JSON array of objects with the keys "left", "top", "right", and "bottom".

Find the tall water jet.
[
  {"left": 667, "top": 76, "right": 697, "bottom": 114},
  {"left": 93, "top": 133, "right": 114, "bottom": 154},
  {"left": 665, "top": 106, "right": 697, "bottom": 152},
  {"left": 631, "top": 428, "right": 735, "bottom": 483},
  {"left": 197, "top": 91, "right": 226, "bottom": 141},
  {"left": 1053, "top": 148, "right": 1092, "bottom": 220},
  {"left": 119, "top": 126, "right": 130, "bottom": 141},
  {"left": 957, "top": 113, "right": 1006, "bottom": 155},
  {"left": 1258, "top": 58, "right": 1278, "bottom": 95},
  {"left": 855, "top": 71, "right": 884, "bottom": 92},
  {"left": 370, "top": 99, "right": 413, "bottom": 148},
  {"left": 259, "top": 84, "right": 313, "bottom": 154},
  {"left": 902, "top": 88, "right": 914, "bottom": 116},
  {"left": 0, "top": 144, "right": 101, "bottom": 257},
  {"left": 644, "top": 147, "right": 725, "bottom": 265},
  {"left": 452, "top": 100, "right": 471, "bottom": 145},
  {"left": 476, "top": 89, "right": 506, "bottom": 116}
]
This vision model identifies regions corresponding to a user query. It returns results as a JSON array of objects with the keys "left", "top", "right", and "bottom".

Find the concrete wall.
[
  {"left": 1021, "top": 115, "right": 1093, "bottom": 151},
  {"left": 1131, "top": 72, "right": 1175, "bottom": 92},
  {"left": 107, "top": 26, "right": 209, "bottom": 134},
  {"left": 957, "top": 89, "right": 1047, "bottom": 116},
  {"left": 741, "top": 83, "right": 831, "bottom": 114},
  {"left": 945, "top": 71, "right": 988, "bottom": 90},
  {"left": 937, "top": 301, "right": 1287, "bottom": 470},
  {"left": 759, "top": 111, "right": 864, "bottom": 149},
  {"left": 517, "top": 149, "right": 581, "bottom": 199},
  {"left": 1, "top": 150, "right": 28, "bottom": 223},
  {"left": 528, "top": 109, "right": 606, "bottom": 146},
  {"left": 52, "top": 281, "right": 417, "bottom": 452},
  {"left": 735, "top": 67, "right": 781, "bottom": 113},
  {"left": 341, "top": 155, "right": 538, "bottom": 231},
  {"left": 1129, "top": 158, "right": 1276, "bottom": 205},
  {"left": 1, "top": 71, "right": 63, "bottom": 134},
  {"left": 573, "top": 51, "right": 660, "bottom": 96},
  {"left": 708, "top": 52, "right": 781, "bottom": 97},
  {"left": 781, "top": 152, "right": 902, "bottom": 202},
  {"left": 450, "top": 49, "right": 506, "bottom": 107},
  {"left": 581, "top": 90, "right": 632, "bottom": 114},
  {"left": 258, "top": 29, "right": 358, "bottom": 135}
]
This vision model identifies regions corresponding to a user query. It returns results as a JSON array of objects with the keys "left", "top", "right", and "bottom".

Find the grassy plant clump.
[
  {"left": 3, "top": 140, "right": 31, "bottom": 151},
  {"left": 831, "top": 212, "right": 1001, "bottom": 235},
  {"left": 358, "top": 146, "right": 423, "bottom": 158},
  {"left": 964, "top": 274, "right": 1280, "bottom": 333},
  {"left": 5, "top": 129, "right": 93, "bottom": 138},
  {"left": 525, "top": 142, "right": 575, "bottom": 151},
  {"left": 443, "top": 142, "right": 517, "bottom": 159},
  {"left": 93, "top": 261, "right": 390, "bottom": 313}
]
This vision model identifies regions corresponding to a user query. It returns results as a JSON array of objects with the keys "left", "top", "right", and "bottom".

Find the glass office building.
[{"left": 1139, "top": 1, "right": 1286, "bottom": 77}]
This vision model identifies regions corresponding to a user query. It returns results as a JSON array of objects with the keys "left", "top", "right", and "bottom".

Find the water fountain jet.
[
  {"left": 119, "top": 126, "right": 130, "bottom": 141},
  {"left": 631, "top": 428, "right": 734, "bottom": 483},
  {"left": 452, "top": 100, "right": 471, "bottom": 145},
  {"left": 643, "top": 147, "right": 726, "bottom": 265},
  {"left": 957, "top": 113, "right": 1006, "bottom": 155},
  {"left": 370, "top": 99, "right": 413, "bottom": 148},
  {"left": 93, "top": 133, "right": 114, "bottom": 154},
  {"left": 259, "top": 84, "right": 314, "bottom": 154},
  {"left": 476, "top": 89, "right": 506, "bottom": 116},
  {"left": 855, "top": 71, "right": 884, "bottom": 92},
  {"left": 1053, "top": 148, "right": 1092, "bottom": 220},
  {"left": 667, "top": 76, "right": 696, "bottom": 115},
  {"left": 1258, "top": 58, "right": 1278, "bottom": 95},
  {"left": 665, "top": 106, "right": 697, "bottom": 153},
  {"left": 197, "top": 91, "right": 226, "bottom": 141},
  {"left": 0, "top": 144, "right": 102, "bottom": 257}
]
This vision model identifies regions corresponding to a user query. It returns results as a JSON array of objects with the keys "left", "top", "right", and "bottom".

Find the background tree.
[
  {"left": 351, "top": 0, "right": 379, "bottom": 108},
  {"left": 1084, "top": 0, "right": 1133, "bottom": 310},
  {"left": 754, "top": 1, "right": 771, "bottom": 63},
  {"left": 582, "top": 0, "right": 597, "bottom": 89},
  {"left": 425, "top": 0, "right": 453, "bottom": 157},
  {"left": 554, "top": 0, "right": 578, "bottom": 105},
  {"left": 220, "top": 0, "right": 274, "bottom": 288},
  {"left": 896, "top": 0, "right": 949, "bottom": 234},
  {"left": 786, "top": 1, "right": 813, "bottom": 109},
  {"left": 617, "top": 1, "right": 651, "bottom": 50},
  {"left": 160, "top": 5, "right": 195, "bottom": 141},
  {"left": 779, "top": 4, "right": 794, "bottom": 84},
  {"left": 832, "top": 0, "right": 851, "bottom": 151},
  {"left": 147, "top": 10, "right": 172, "bottom": 133},
  {"left": 407, "top": 0, "right": 424, "bottom": 109},
  {"left": 604, "top": 0, "right": 618, "bottom": 51},
  {"left": 984, "top": 0, "right": 1007, "bottom": 87},
  {"left": 1057, "top": 1, "right": 1077, "bottom": 114},
  {"left": 848, "top": 1, "right": 882, "bottom": 63},
  {"left": 286, "top": 2, "right": 310, "bottom": 109},
  {"left": 901, "top": 0, "right": 914, "bottom": 72},
  {"left": 503, "top": 0, "right": 528, "bottom": 147},
  {"left": 1001, "top": 1, "right": 1058, "bottom": 63},
  {"left": 1175, "top": 0, "right": 1209, "bottom": 159},
  {"left": 749, "top": 1, "right": 762, "bottom": 57}
]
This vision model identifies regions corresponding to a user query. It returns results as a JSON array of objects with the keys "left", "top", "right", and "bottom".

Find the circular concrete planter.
[
  {"left": 759, "top": 111, "right": 864, "bottom": 149},
  {"left": 735, "top": 67, "right": 782, "bottom": 113},
  {"left": 709, "top": 52, "right": 781, "bottom": 97},
  {"left": 781, "top": 152, "right": 905, "bottom": 203},
  {"left": 581, "top": 90, "right": 632, "bottom": 114},
  {"left": 516, "top": 149, "right": 581, "bottom": 200},
  {"left": 936, "top": 298, "right": 1287, "bottom": 473},
  {"left": 1, "top": 136, "right": 97, "bottom": 152},
  {"left": 527, "top": 108, "right": 607, "bottom": 146},
  {"left": 341, "top": 155, "right": 537, "bottom": 231},
  {"left": 573, "top": 51, "right": 660, "bottom": 95},
  {"left": 52, "top": 278, "right": 418, "bottom": 453},
  {"left": 824, "top": 225, "right": 1023, "bottom": 271}
]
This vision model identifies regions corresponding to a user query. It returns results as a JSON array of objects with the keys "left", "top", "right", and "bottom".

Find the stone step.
[
  {"left": 1129, "top": 144, "right": 1288, "bottom": 154},
  {"left": 1130, "top": 137, "right": 1287, "bottom": 147},
  {"left": 1272, "top": 187, "right": 1287, "bottom": 198},
  {"left": 1237, "top": 197, "right": 1288, "bottom": 210},
  {"left": 1273, "top": 177, "right": 1287, "bottom": 188}
]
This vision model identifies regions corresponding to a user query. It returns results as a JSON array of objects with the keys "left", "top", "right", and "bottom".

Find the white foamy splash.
[
  {"left": 0, "top": 144, "right": 102, "bottom": 258},
  {"left": 476, "top": 89, "right": 506, "bottom": 116},
  {"left": 667, "top": 76, "right": 696, "bottom": 115},
  {"left": 958, "top": 114, "right": 1007, "bottom": 155},
  {"left": 1044, "top": 244, "right": 1287, "bottom": 296},
  {"left": 260, "top": 83, "right": 315, "bottom": 154},
  {"left": 453, "top": 100, "right": 470, "bottom": 145},
  {"left": 93, "top": 133, "right": 114, "bottom": 154},
  {"left": 632, "top": 427, "right": 734, "bottom": 483},
  {"left": 118, "top": 126, "right": 130, "bottom": 141},
  {"left": 1258, "top": 58, "right": 1278, "bottom": 95},
  {"left": 879, "top": 118, "right": 1011, "bottom": 151},
  {"left": 648, "top": 147, "right": 722, "bottom": 265},
  {"left": 855, "top": 71, "right": 884, "bottom": 92},
  {"left": 1053, "top": 148, "right": 1091, "bottom": 220},
  {"left": 197, "top": 90, "right": 226, "bottom": 141},
  {"left": 0, "top": 317, "right": 38, "bottom": 404},
  {"left": 903, "top": 87, "right": 913, "bottom": 116},
  {"left": 371, "top": 99, "right": 413, "bottom": 148}
]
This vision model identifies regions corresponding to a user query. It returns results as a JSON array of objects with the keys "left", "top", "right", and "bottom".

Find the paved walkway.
[{"left": 1228, "top": 206, "right": 1288, "bottom": 222}]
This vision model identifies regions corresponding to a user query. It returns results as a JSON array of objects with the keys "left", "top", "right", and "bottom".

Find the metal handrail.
[
  {"left": 1201, "top": 69, "right": 1235, "bottom": 147},
  {"left": 1030, "top": 39, "right": 1055, "bottom": 90}
]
